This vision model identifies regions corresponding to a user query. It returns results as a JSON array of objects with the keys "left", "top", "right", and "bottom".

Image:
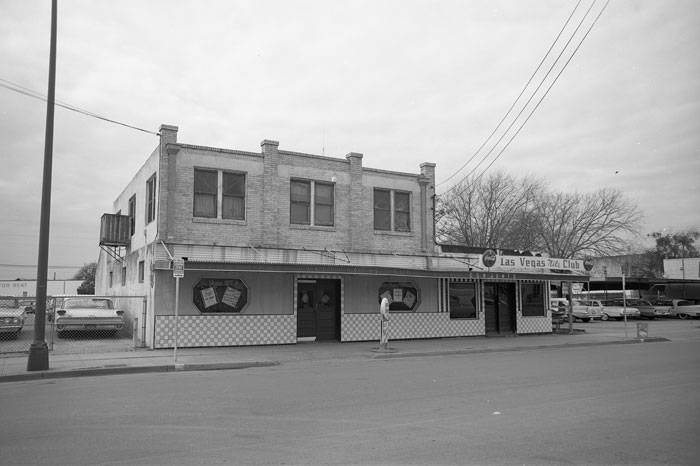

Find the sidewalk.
[{"left": 0, "top": 325, "right": 669, "bottom": 383}]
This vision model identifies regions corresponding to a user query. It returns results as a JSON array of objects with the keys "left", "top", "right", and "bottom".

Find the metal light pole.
[{"left": 27, "top": 0, "right": 57, "bottom": 371}]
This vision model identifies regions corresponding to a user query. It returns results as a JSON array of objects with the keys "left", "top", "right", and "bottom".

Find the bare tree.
[
  {"left": 437, "top": 172, "right": 542, "bottom": 249},
  {"left": 533, "top": 188, "right": 642, "bottom": 257},
  {"left": 438, "top": 173, "right": 642, "bottom": 259}
]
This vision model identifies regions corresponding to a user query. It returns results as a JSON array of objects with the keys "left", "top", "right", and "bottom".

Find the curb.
[
  {"left": 372, "top": 337, "right": 671, "bottom": 359},
  {"left": 0, "top": 360, "right": 279, "bottom": 384}
]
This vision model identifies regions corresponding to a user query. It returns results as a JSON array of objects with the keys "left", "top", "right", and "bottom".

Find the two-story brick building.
[{"left": 96, "top": 124, "right": 588, "bottom": 348}]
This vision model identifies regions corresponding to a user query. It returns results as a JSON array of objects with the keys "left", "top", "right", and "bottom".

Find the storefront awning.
[{"left": 154, "top": 243, "right": 589, "bottom": 281}]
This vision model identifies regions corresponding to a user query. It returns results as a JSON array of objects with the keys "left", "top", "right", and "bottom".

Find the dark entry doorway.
[
  {"left": 484, "top": 282, "right": 516, "bottom": 334},
  {"left": 296, "top": 279, "right": 341, "bottom": 341}
]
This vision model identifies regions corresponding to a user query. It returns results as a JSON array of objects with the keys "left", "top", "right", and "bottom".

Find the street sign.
[{"left": 173, "top": 259, "right": 185, "bottom": 278}]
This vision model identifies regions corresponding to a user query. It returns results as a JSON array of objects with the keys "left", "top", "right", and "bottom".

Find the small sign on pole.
[
  {"left": 173, "top": 259, "right": 185, "bottom": 278},
  {"left": 172, "top": 258, "right": 184, "bottom": 369}
]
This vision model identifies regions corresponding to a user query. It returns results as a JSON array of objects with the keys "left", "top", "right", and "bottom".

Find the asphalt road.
[{"left": 2, "top": 336, "right": 699, "bottom": 465}]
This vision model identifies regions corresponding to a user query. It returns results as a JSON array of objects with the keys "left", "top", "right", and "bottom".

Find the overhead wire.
[
  {"left": 0, "top": 77, "right": 159, "bottom": 136},
  {"left": 437, "top": 0, "right": 584, "bottom": 188},
  {"left": 449, "top": 0, "right": 598, "bottom": 192},
  {"left": 441, "top": 0, "right": 601, "bottom": 197},
  {"left": 459, "top": 0, "right": 612, "bottom": 196}
]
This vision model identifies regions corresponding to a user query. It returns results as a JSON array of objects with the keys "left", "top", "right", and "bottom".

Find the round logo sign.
[
  {"left": 482, "top": 249, "right": 497, "bottom": 268},
  {"left": 583, "top": 257, "right": 594, "bottom": 271}
]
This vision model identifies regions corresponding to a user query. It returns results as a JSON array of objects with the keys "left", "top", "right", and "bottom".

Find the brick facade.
[{"left": 159, "top": 127, "right": 436, "bottom": 255}]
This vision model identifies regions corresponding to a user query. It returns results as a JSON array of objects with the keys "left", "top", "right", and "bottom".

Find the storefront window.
[
  {"left": 521, "top": 283, "right": 545, "bottom": 317},
  {"left": 193, "top": 278, "right": 248, "bottom": 313},
  {"left": 378, "top": 282, "right": 419, "bottom": 311},
  {"left": 449, "top": 282, "right": 477, "bottom": 319}
]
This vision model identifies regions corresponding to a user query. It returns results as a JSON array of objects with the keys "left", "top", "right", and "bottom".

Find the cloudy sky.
[{"left": 1, "top": 0, "right": 698, "bottom": 280}]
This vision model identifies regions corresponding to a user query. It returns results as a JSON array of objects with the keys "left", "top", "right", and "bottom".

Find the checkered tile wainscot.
[
  {"left": 155, "top": 314, "right": 296, "bottom": 348},
  {"left": 342, "top": 312, "right": 484, "bottom": 342}
]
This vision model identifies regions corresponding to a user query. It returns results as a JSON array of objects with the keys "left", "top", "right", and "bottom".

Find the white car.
[
  {"left": 0, "top": 297, "right": 25, "bottom": 339},
  {"left": 668, "top": 299, "right": 700, "bottom": 319},
  {"left": 600, "top": 300, "right": 640, "bottom": 321},
  {"left": 54, "top": 297, "right": 125, "bottom": 337}
]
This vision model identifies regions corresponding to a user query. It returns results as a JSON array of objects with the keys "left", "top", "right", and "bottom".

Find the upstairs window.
[
  {"left": 128, "top": 195, "right": 136, "bottom": 236},
  {"left": 290, "top": 180, "right": 311, "bottom": 224},
  {"left": 146, "top": 174, "right": 157, "bottom": 224},
  {"left": 194, "top": 169, "right": 246, "bottom": 220},
  {"left": 290, "top": 179, "right": 334, "bottom": 226},
  {"left": 374, "top": 188, "right": 411, "bottom": 232},
  {"left": 394, "top": 191, "right": 410, "bottom": 232},
  {"left": 193, "top": 169, "right": 217, "bottom": 218},
  {"left": 222, "top": 172, "right": 245, "bottom": 220}
]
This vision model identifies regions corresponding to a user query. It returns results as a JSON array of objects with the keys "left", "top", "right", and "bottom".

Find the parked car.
[
  {"left": 668, "top": 299, "right": 700, "bottom": 319},
  {"left": 573, "top": 299, "right": 603, "bottom": 321},
  {"left": 610, "top": 298, "right": 657, "bottom": 319},
  {"left": 647, "top": 297, "right": 673, "bottom": 318},
  {"left": 54, "top": 297, "right": 125, "bottom": 337},
  {"left": 550, "top": 298, "right": 593, "bottom": 322},
  {"left": 600, "top": 300, "right": 640, "bottom": 321},
  {"left": 0, "top": 297, "right": 25, "bottom": 339}
]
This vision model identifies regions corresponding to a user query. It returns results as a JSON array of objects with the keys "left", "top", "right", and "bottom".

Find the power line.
[
  {"left": 437, "top": 0, "right": 584, "bottom": 188},
  {"left": 442, "top": 0, "right": 609, "bottom": 197},
  {"left": 0, "top": 77, "right": 159, "bottom": 136},
  {"left": 454, "top": 0, "right": 612, "bottom": 197}
]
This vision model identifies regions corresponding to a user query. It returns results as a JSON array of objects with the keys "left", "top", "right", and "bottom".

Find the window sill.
[
  {"left": 193, "top": 217, "right": 247, "bottom": 226},
  {"left": 521, "top": 314, "right": 547, "bottom": 318},
  {"left": 374, "top": 230, "right": 413, "bottom": 237},
  {"left": 290, "top": 224, "right": 336, "bottom": 232}
]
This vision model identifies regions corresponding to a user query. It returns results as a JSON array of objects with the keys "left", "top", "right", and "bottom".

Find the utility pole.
[{"left": 27, "top": 0, "right": 57, "bottom": 371}]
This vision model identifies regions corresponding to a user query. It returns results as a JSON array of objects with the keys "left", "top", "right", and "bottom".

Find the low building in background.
[
  {"left": 663, "top": 258, "right": 700, "bottom": 280},
  {"left": 0, "top": 279, "right": 82, "bottom": 298}
]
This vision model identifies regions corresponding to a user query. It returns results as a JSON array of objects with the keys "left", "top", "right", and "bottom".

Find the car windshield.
[
  {"left": 0, "top": 297, "right": 20, "bottom": 308},
  {"left": 63, "top": 298, "right": 114, "bottom": 309}
]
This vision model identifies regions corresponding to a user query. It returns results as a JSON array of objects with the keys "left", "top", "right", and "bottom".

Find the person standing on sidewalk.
[{"left": 380, "top": 295, "right": 391, "bottom": 349}]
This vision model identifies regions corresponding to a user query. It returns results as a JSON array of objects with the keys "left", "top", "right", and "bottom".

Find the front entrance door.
[
  {"left": 296, "top": 279, "right": 341, "bottom": 341},
  {"left": 484, "top": 282, "right": 516, "bottom": 334}
]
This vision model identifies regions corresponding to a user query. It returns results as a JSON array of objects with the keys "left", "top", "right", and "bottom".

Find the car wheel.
[
  {"left": 601, "top": 314, "right": 609, "bottom": 321},
  {"left": 678, "top": 313, "right": 689, "bottom": 320},
  {"left": 582, "top": 318, "right": 591, "bottom": 323},
  {"left": 57, "top": 331, "right": 65, "bottom": 338}
]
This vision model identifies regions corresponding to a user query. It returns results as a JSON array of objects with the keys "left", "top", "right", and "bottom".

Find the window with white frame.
[
  {"left": 374, "top": 188, "right": 411, "bottom": 232},
  {"left": 521, "top": 283, "right": 546, "bottom": 317},
  {"left": 193, "top": 168, "right": 246, "bottom": 220},
  {"left": 449, "top": 282, "right": 477, "bottom": 319},
  {"left": 290, "top": 179, "right": 334, "bottom": 226}
]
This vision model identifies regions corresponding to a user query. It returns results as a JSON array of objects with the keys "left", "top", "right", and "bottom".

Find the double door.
[
  {"left": 484, "top": 282, "right": 516, "bottom": 334},
  {"left": 297, "top": 279, "right": 341, "bottom": 341}
]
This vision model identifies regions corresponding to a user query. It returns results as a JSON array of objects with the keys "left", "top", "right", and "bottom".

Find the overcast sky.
[{"left": 1, "top": 0, "right": 698, "bottom": 280}]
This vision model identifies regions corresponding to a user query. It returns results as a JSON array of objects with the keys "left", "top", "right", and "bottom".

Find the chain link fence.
[{"left": 0, "top": 295, "right": 146, "bottom": 355}]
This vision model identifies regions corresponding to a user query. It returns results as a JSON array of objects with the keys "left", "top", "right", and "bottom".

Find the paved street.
[{"left": 2, "top": 330, "right": 699, "bottom": 465}]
